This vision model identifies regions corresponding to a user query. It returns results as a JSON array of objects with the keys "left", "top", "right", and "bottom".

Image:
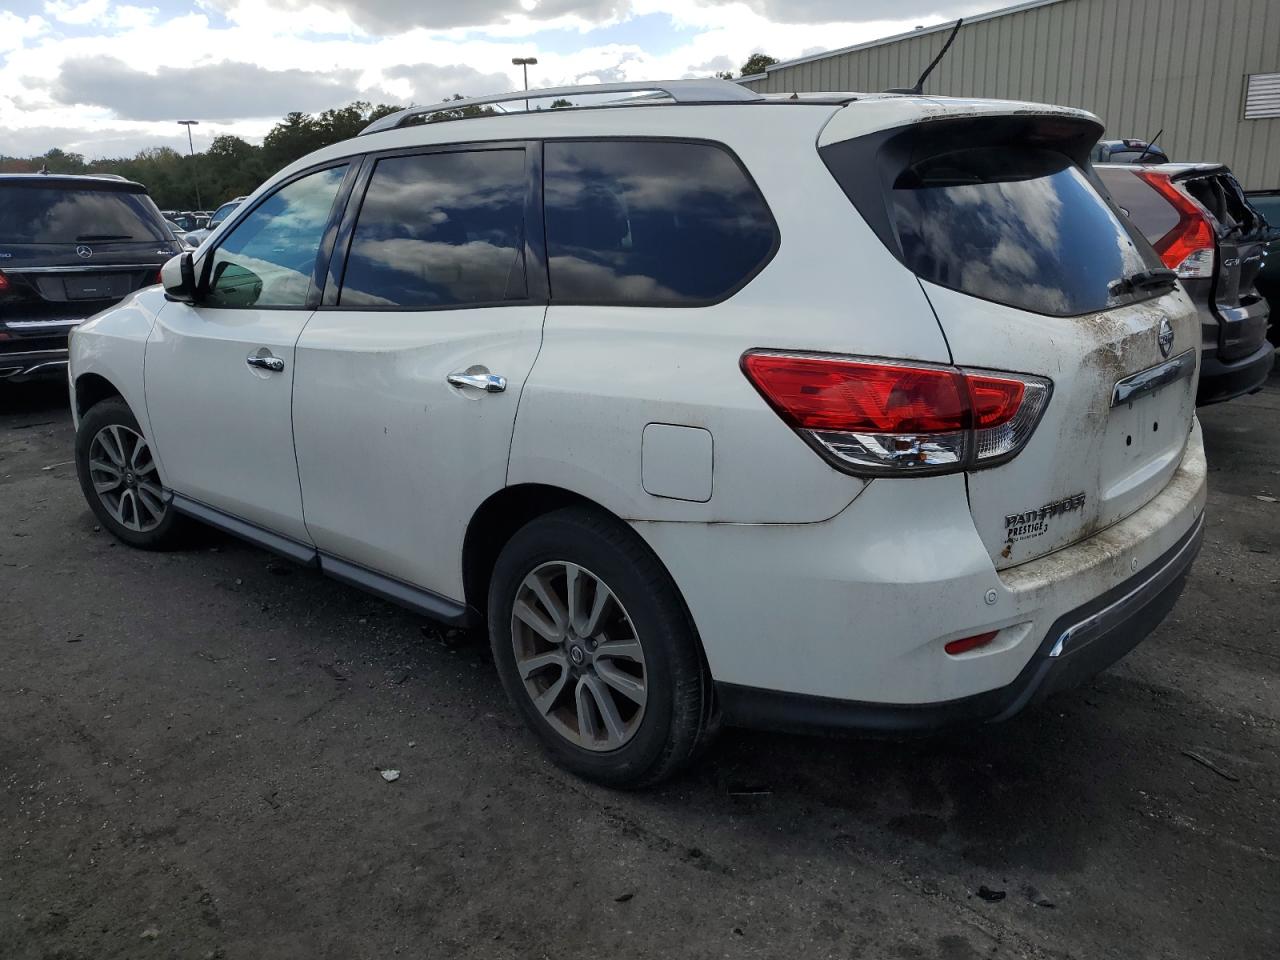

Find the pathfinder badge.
[{"left": 1004, "top": 492, "right": 1087, "bottom": 542}]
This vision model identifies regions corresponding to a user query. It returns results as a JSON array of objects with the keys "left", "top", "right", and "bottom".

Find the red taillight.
[
  {"left": 740, "top": 355, "right": 969, "bottom": 433},
  {"left": 155, "top": 268, "right": 164, "bottom": 285},
  {"left": 1135, "top": 171, "right": 1214, "bottom": 278},
  {"left": 0, "top": 270, "right": 9, "bottom": 292},
  {"left": 944, "top": 631, "right": 998, "bottom": 656},
  {"left": 742, "top": 352, "right": 1050, "bottom": 477}
]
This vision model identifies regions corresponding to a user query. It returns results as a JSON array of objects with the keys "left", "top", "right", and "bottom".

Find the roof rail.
[{"left": 359, "top": 78, "right": 765, "bottom": 135}]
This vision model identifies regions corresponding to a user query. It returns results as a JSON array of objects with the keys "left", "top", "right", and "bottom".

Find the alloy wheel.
[
  {"left": 88, "top": 424, "right": 166, "bottom": 533},
  {"left": 510, "top": 561, "right": 647, "bottom": 751}
]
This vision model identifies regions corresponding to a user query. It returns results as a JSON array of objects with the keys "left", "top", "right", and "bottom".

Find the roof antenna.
[
  {"left": 886, "top": 17, "right": 963, "bottom": 95},
  {"left": 1134, "top": 128, "right": 1163, "bottom": 163}
]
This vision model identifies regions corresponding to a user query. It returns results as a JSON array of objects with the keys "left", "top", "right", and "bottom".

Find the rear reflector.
[
  {"left": 1136, "top": 171, "right": 1215, "bottom": 279},
  {"left": 944, "top": 631, "right": 998, "bottom": 655},
  {"left": 742, "top": 352, "right": 1050, "bottom": 476}
]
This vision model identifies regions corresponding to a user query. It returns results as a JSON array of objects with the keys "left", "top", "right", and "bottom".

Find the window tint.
[
  {"left": 0, "top": 185, "right": 168, "bottom": 243},
  {"left": 339, "top": 150, "right": 527, "bottom": 308},
  {"left": 890, "top": 147, "right": 1164, "bottom": 317},
  {"left": 544, "top": 140, "right": 776, "bottom": 305},
  {"left": 205, "top": 165, "right": 346, "bottom": 309},
  {"left": 1096, "top": 168, "right": 1180, "bottom": 244}
]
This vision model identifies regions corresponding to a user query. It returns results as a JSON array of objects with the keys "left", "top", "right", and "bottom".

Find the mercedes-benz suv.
[
  {"left": 66, "top": 81, "right": 1207, "bottom": 787},
  {"left": 1, "top": 173, "right": 180, "bottom": 383}
]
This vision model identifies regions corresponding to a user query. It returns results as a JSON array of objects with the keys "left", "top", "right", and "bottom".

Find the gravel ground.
[{"left": 2, "top": 374, "right": 1277, "bottom": 960}]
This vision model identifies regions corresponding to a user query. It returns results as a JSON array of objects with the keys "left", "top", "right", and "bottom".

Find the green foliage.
[
  {"left": 739, "top": 53, "right": 778, "bottom": 76},
  {"left": 549, "top": 98, "right": 573, "bottom": 108},
  {"left": 0, "top": 99, "right": 402, "bottom": 210},
  {"left": 420, "top": 94, "right": 498, "bottom": 124},
  {"left": 714, "top": 70, "right": 735, "bottom": 81}
]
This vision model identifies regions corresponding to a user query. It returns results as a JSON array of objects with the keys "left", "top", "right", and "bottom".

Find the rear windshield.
[
  {"left": 1096, "top": 167, "right": 1180, "bottom": 244},
  {"left": 0, "top": 185, "right": 168, "bottom": 244},
  {"left": 889, "top": 147, "right": 1163, "bottom": 316}
]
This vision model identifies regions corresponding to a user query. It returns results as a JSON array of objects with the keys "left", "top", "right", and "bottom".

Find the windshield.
[
  {"left": 0, "top": 184, "right": 169, "bottom": 243},
  {"left": 210, "top": 201, "right": 240, "bottom": 226}
]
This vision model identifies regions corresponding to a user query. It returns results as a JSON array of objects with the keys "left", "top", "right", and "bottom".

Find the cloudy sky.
[{"left": 1, "top": 0, "right": 981, "bottom": 158}]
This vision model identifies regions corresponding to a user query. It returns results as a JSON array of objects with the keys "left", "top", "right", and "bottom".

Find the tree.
[
  {"left": 714, "top": 70, "right": 735, "bottom": 80},
  {"left": 0, "top": 99, "right": 410, "bottom": 209},
  {"left": 739, "top": 53, "right": 778, "bottom": 76},
  {"left": 549, "top": 98, "right": 573, "bottom": 108},
  {"left": 421, "top": 93, "right": 498, "bottom": 124}
]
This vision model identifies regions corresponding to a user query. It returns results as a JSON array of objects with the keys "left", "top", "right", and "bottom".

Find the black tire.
[
  {"left": 75, "top": 397, "right": 185, "bottom": 550},
  {"left": 488, "top": 506, "right": 716, "bottom": 788}
]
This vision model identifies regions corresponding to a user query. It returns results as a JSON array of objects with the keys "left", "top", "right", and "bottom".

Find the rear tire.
[
  {"left": 488, "top": 506, "right": 716, "bottom": 788},
  {"left": 75, "top": 398, "right": 184, "bottom": 550}
]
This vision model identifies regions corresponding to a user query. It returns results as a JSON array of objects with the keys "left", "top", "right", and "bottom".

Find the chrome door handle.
[
  {"left": 246, "top": 354, "right": 285, "bottom": 373},
  {"left": 447, "top": 371, "right": 507, "bottom": 393}
]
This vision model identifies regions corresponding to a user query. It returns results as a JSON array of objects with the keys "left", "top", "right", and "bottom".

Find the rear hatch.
[
  {"left": 0, "top": 177, "right": 178, "bottom": 352},
  {"left": 1178, "top": 168, "right": 1270, "bottom": 360},
  {"left": 820, "top": 103, "right": 1199, "bottom": 568}
]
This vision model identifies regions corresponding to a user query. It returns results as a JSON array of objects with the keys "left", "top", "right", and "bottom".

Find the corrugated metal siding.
[{"left": 741, "top": 0, "right": 1280, "bottom": 189}]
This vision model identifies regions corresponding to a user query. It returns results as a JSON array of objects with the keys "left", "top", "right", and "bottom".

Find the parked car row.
[
  {"left": 64, "top": 82, "right": 1220, "bottom": 786},
  {"left": 1097, "top": 162, "right": 1275, "bottom": 402}
]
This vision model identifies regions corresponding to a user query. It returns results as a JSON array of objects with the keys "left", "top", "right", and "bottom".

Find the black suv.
[
  {"left": 1, "top": 173, "right": 181, "bottom": 382},
  {"left": 1090, "top": 138, "right": 1170, "bottom": 164},
  {"left": 1097, "top": 162, "right": 1274, "bottom": 404}
]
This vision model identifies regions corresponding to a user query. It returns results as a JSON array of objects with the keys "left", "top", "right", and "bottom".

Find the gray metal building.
[{"left": 739, "top": 0, "right": 1279, "bottom": 189}]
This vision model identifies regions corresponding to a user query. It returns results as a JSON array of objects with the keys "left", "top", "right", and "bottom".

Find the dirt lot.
[{"left": 2, "top": 374, "right": 1277, "bottom": 960}]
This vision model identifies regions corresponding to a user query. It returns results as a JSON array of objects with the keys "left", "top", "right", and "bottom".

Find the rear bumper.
[
  {"left": 715, "top": 513, "right": 1203, "bottom": 733},
  {"left": 636, "top": 420, "right": 1207, "bottom": 731},
  {"left": 0, "top": 348, "right": 70, "bottom": 382},
  {"left": 1197, "top": 340, "right": 1275, "bottom": 405}
]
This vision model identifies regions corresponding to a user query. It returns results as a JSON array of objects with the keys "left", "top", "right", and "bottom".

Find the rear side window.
[
  {"left": 339, "top": 149, "right": 526, "bottom": 308},
  {"left": 1096, "top": 167, "right": 1180, "bottom": 244},
  {"left": 544, "top": 140, "right": 777, "bottom": 305},
  {"left": 889, "top": 147, "right": 1162, "bottom": 316},
  {"left": 0, "top": 185, "right": 168, "bottom": 243}
]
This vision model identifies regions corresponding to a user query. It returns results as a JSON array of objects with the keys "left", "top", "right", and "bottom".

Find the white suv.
[{"left": 68, "top": 80, "right": 1207, "bottom": 787}]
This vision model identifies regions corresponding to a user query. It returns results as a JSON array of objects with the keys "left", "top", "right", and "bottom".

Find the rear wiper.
[
  {"left": 75, "top": 233, "right": 133, "bottom": 241},
  {"left": 1109, "top": 268, "right": 1177, "bottom": 296}
]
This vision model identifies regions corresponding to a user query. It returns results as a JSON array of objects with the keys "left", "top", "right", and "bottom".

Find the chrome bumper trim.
[{"left": 1048, "top": 512, "right": 1205, "bottom": 658}]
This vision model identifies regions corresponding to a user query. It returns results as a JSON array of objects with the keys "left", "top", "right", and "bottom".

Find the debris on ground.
[
  {"left": 977, "top": 885, "right": 1006, "bottom": 902},
  {"left": 139, "top": 927, "right": 160, "bottom": 940},
  {"left": 1255, "top": 495, "right": 1277, "bottom": 503},
  {"left": 613, "top": 892, "right": 634, "bottom": 903},
  {"left": 380, "top": 769, "right": 400, "bottom": 783},
  {"left": 1181, "top": 749, "right": 1241, "bottom": 782},
  {"left": 1022, "top": 883, "right": 1055, "bottom": 908}
]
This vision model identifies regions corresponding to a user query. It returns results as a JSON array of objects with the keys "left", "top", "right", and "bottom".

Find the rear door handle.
[
  {"left": 246, "top": 354, "right": 285, "bottom": 373},
  {"left": 447, "top": 371, "right": 506, "bottom": 393}
]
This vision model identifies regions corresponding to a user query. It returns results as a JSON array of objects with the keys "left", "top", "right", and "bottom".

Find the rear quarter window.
[{"left": 543, "top": 140, "right": 777, "bottom": 305}]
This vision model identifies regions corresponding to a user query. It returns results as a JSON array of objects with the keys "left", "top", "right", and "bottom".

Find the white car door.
[
  {"left": 145, "top": 163, "right": 353, "bottom": 544},
  {"left": 292, "top": 143, "right": 546, "bottom": 603}
]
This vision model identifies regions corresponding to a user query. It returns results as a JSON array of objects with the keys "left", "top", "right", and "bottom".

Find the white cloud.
[
  {"left": 44, "top": 0, "right": 111, "bottom": 26},
  {"left": 1, "top": 0, "right": 977, "bottom": 158}
]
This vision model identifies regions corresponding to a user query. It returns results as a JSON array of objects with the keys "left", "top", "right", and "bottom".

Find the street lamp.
[
  {"left": 177, "top": 120, "right": 203, "bottom": 210},
  {"left": 511, "top": 57, "right": 538, "bottom": 111}
]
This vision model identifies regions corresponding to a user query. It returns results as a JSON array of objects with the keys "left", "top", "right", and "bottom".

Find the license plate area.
[{"left": 65, "top": 274, "right": 131, "bottom": 300}]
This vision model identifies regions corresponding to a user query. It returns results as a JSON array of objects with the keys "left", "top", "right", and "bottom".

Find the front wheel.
[
  {"left": 74, "top": 397, "right": 184, "bottom": 549},
  {"left": 488, "top": 507, "right": 716, "bottom": 788}
]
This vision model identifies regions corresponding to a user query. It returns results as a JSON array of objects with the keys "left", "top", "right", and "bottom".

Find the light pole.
[
  {"left": 511, "top": 57, "right": 537, "bottom": 111},
  {"left": 177, "top": 120, "right": 203, "bottom": 209}
]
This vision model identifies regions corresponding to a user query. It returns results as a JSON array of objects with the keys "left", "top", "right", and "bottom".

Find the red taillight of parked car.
[
  {"left": 1135, "top": 171, "right": 1215, "bottom": 279},
  {"left": 741, "top": 352, "right": 1050, "bottom": 477},
  {"left": 0, "top": 270, "right": 9, "bottom": 292}
]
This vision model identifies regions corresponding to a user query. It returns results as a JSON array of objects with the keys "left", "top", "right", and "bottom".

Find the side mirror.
[{"left": 161, "top": 252, "right": 198, "bottom": 304}]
